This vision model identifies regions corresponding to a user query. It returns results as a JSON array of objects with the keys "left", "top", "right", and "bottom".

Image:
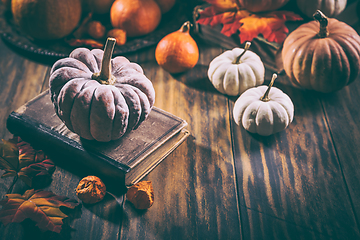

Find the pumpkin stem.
[
  {"left": 313, "top": 10, "right": 329, "bottom": 38},
  {"left": 92, "top": 37, "right": 117, "bottom": 85},
  {"left": 260, "top": 73, "right": 277, "bottom": 102},
  {"left": 233, "top": 42, "right": 251, "bottom": 64},
  {"left": 180, "top": 21, "right": 191, "bottom": 33}
]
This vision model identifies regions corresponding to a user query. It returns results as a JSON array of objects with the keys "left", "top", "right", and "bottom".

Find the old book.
[{"left": 6, "top": 90, "right": 189, "bottom": 191}]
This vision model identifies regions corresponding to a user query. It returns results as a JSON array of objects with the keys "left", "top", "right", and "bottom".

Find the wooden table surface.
[{"left": 1, "top": 3, "right": 360, "bottom": 240}]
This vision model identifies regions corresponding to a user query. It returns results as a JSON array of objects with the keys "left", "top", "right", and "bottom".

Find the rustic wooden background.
[{"left": 1, "top": 1, "right": 360, "bottom": 239}]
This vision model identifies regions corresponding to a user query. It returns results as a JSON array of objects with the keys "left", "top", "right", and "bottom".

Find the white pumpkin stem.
[
  {"left": 260, "top": 73, "right": 277, "bottom": 102},
  {"left": 233, "top": 42, "right": 251, "bottom": 64},
  {"left": 313, "top": 10, "right": 329, "bottom": 38},
  {"left": 92, "top": 37, "right": 117, "bottom": 85}
]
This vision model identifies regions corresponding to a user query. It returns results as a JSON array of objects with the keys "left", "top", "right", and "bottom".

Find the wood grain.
[
  {"left": 0, "top": 40, "right": 49, "bottom": 140},
  {"left": 0, "top": 39, "right": 123, "bottom": 240},
  {"left": 119, "top": 46, "right": 242, "bottom": 239},
  {"left": 321, "top": 80, "right": 360, "bottom": 230},
  {"left": 231, "top": 75, "right": 360, "bottom": 239}
]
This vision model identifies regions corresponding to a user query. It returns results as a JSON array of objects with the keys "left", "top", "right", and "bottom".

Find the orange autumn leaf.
[
  {"left": 0, "top": 189, "right": 79, "bottom": 233},
  {"left": 197, "top": 5, "right": 303, "bottom": 44}
]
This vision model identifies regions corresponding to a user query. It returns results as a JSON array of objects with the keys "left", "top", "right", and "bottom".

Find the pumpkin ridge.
[
  {"left": 331, "top": 35, "right": 360, "bottom": 85},
  {"left": 242, "top": 101, "right": 262, "bottom": 133},
  {"left": 129, "top": 85, "right": 151, "bottom": 129},
  {"left": 292, "top": 40, "right": 313, "bottom": 87},
  {"left": 328, "top": 38, "right": 351, "bottom": 86},
  {"left": 90, "top": 86, "right": 116, "bottom": 142},
  {"left": 69, "top": 82, "right": 97, "bottom": 140},
  {"left": 117, "top": 85, "right": 142, "bottom": 131},
  {"left": 49, "top": 67, "right": 92, "bottom": 94},
  {"left": 70, "top": 48, "right": 100, "bottom": 74},
  {"left": 310, "top": 39, "right": 325, "bottom": 91},
  {"left": 50, "top": 58, "right": 92, "bottom": 75},
  {"left": 255, "top": 103, "right": 273, "bottom": 136},
  {"left": 58, "top": 78, "right": 88, "bottom": 131},
  {"left": 236, "top": 64, "right": 257, "bottom": 95},
  {"left": 269, "top": 101, "right": 289, "bottom": 132},
  {"left": 270, "top": 94, "right": 294, "bottom": 123},
  {"left": 242, "top": 58, "right": 264, "bottom": 86},
  {"left": 223, "top": 65, "right": 239, "bottom": 95},
  {"left": 115, "top": 75, "right": 155, "bottom": 107},
  {"left": 90, "top": 49, "right": 104, "bottom": 71},
  {"left": 110, "top": 87, "right": 129, "bottom": 140}
]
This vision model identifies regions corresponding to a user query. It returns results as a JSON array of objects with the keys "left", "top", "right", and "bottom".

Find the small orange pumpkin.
[
  {"left": 282, "top": 10, "right": 360, "bottom": 92},
  {"left": 110, "top": 0, "right": 161, "bottom": 37},
  {"left": 155, "top": 21, "right": 199, "bottom": 73}
]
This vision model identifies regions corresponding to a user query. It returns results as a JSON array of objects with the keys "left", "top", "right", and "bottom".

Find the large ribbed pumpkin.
[
  {"left": 49, "top": 38, "right": 155, "bottom": 142},
  {"left": 238, "top": 0, "right": 289, "bottom": 12},
  {"left": 282, "top": 10, "right": 360, "bottom": 93},
  {"left": 296, "top": 0, "right": 347, "bottom": 18}
]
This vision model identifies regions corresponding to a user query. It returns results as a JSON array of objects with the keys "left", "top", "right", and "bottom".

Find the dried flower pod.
[
  {"left": 107, "top": 28, "right": 127, "bottom": 46},
  {"left": 76, "top": 176, "right": 106, "bottom": 204},
  {"left": 126, "top": 181, "right": 154, "bottom": 209}
]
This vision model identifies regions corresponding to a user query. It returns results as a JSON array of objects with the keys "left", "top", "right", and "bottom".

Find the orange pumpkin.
[
  {"left": 110, "top": 0, "right": 161, "bottom": 37},
  {"left": 282, "top": 10, "right": 360, "bottom": 92},
  {"left": 12, "top": 0, "right": 82, "bottom": 40},
  {"left": 155, "top": 21, "right": 199, "bottom": 73}
]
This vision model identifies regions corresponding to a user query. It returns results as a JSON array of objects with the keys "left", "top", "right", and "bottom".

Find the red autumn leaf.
[
  {"left": 0, "top": 137, "right": 55, "bottom": 187},
  {"left": 0, "top": 189, "right": 79, "bottom": 233},
  {"left": 197, "top": 5, "right": 303, "bottom": 44}
]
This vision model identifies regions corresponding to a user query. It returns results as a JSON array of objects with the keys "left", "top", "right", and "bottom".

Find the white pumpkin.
[
  {"left": 233, "top": 74, "right": 294, "bottom": 136},
  {"left": 208, "top": 42, "right": 265, "bottom": 96},
  {"left": 296, "top": 0, "right": 347, "bottom": 18}
]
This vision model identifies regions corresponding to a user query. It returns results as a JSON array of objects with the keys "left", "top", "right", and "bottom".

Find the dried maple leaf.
[
  {"left": 197, "top": 5, "right": 303, "bottom": 44},
  {"left": 0, "top": 137, "right": 55, "bottom": 188},
  {"left": 0, "top": 189, "right": 79, "bottom": 233}
]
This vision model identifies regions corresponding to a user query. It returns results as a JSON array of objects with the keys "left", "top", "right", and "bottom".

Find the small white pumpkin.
[
  {"left": 208, "top": 42, "right": 265, "bottom": 96},
  {"left": 233, "top": 74, "right": 294, "bottom": 136}
]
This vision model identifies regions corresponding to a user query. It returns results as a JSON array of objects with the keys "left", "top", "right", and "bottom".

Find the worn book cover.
[{"left": 6, "top": 90, "right": 189, "bottom": 190}]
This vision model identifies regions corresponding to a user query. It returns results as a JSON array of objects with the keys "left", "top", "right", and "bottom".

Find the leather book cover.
[{"left": 6, "top": 90, "right": 189, "bottom": 189}]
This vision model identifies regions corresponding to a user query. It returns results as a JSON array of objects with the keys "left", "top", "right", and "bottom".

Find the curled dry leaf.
[
  {"left": 0, "top": 137, "right": 55, "bottom": 187},
  {"left": 0, "top": 189, "right": 79, "bottom": 233},
  {"left": 76, "top": 176, "right": 106, "bottom": 204},
  {"left": 126, "top": 181, "right": 154, "bottom": 209}
]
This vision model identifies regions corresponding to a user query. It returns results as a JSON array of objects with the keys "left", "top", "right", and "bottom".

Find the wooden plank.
[
  {"left": 321, "top": 80, "right": 360, "bottom": 227},
  {"left": 231, "top": 75, "right": 360, "bottom": 239},
  {"left": 0, "top": 39, "right": 49, "bottom": 140},
  {"left": 120, "top": 46, "right": 242, "bottom": 239},
  {"left": 240, "top": 206, "right": 329, "bottom": 240}
]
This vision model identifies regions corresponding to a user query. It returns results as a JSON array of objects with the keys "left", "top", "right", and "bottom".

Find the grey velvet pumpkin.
[{"left": 49, "top": 38, "right": 155, "bottom": 142}]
